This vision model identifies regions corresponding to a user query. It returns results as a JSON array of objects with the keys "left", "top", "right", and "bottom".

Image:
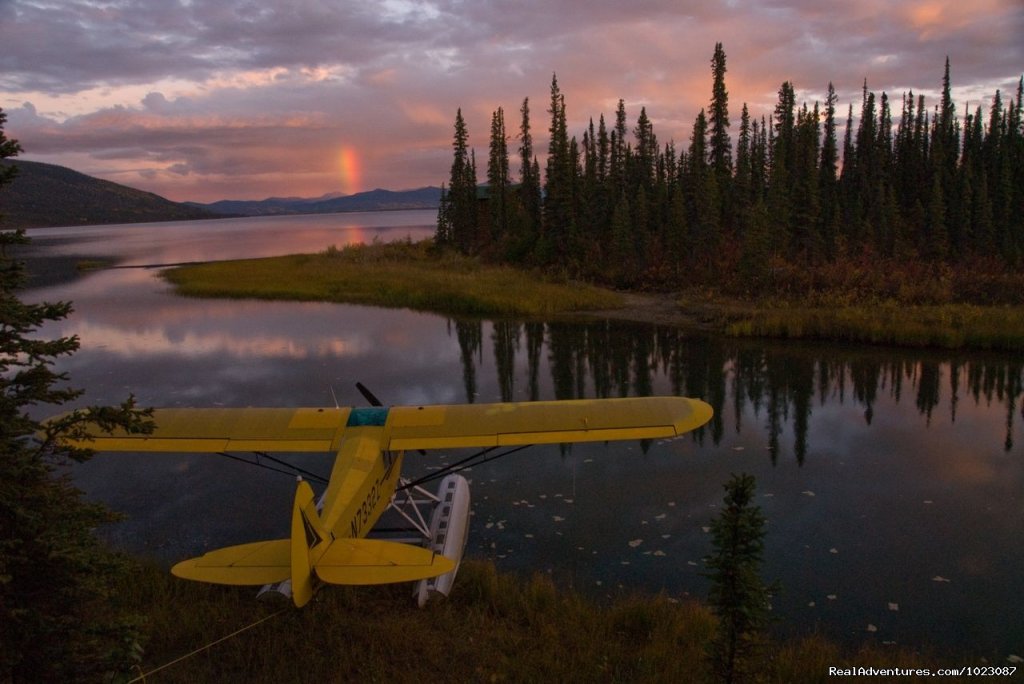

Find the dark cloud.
[
  {"left": 1, "top": 0, "right": 1020, "bottom": 201},
  {"left": 0, "top": 0, "right": 462, "bottom": 94}
]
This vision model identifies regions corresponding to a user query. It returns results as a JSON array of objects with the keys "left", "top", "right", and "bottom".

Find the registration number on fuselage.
[{"left": 349, "top": 450, "right": 399, "bottom": 538}]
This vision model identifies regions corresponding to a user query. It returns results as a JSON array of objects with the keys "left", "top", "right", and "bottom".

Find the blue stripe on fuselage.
[{"left": 346, "top": 407, "right": 389, "bottom": 427}]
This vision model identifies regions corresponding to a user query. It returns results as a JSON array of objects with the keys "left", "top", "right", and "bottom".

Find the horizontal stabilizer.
[
  {"left": 172, "top": 539, "right": 291, "bottom": 586},
  {"left": 314, "top": 539, "right": 455, "bottom": 585}
]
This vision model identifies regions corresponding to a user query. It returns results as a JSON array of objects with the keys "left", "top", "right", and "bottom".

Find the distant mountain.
[
  {"left": 188, "top": 186, "right": 442, "bottom": 216},
  {"left": 0, "top": 159, "right": 221, "bottom": 229},
  {"left": 0, "top": 159, "right": 442, "bottom": 228}
]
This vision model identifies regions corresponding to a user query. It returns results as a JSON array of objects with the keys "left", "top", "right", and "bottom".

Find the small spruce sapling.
[{"left": 703, "top": 473, "right": 778, "bottom": 684}]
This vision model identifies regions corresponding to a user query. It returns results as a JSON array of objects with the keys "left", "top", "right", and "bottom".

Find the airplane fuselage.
[{"left": 318, "top": 423, "right": 406, "bottom": 541}]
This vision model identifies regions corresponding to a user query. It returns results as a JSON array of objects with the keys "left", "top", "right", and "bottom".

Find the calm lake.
[{"left": 22, "top": 210, "right": 1024, "bottom": 659}]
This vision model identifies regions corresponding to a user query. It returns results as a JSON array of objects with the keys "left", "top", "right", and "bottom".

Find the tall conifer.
[
  {"left": 541, "top": 74, "right": 576, "bottom": 264},
  {"left": 708, "top": 42, "right": 732, "bottom": 229},
  {"left": 486, "top": 107, "right": 510, "bottom": 247},
  {"left": 819, "top": 83, "right": 840, "bottom": 256},
  {"left": 517, "top": 97, "right": 542, "bottom": 257},
  {"left": 732, "top": 103, "right": 753, "bottom": 236},
  {"left": 687, "top": 109, "right": 720, "bottom": 265},
  {"left": 609, "top": 99, "right": 628, "bottom": 201},
  {"left": 792, "top": 103, "right": 822, "bottom": 259},
  {"left": 704, "top": 474, "right": 776, "bottom": 683},
  {"left": 766, "top": 82, "right": 796, "bottom": 249},
  {"left": 437, "top": 108, "right": 477, "bottom": 253}
]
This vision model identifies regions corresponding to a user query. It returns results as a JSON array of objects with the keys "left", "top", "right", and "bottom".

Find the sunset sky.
[{"left": 1, "top": 0, "right": 1021, "bottom": 203}]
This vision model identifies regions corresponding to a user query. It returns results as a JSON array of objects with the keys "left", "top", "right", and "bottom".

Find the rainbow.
[{"left": 338, "top": 146, "right": 361, "bottom": 196}]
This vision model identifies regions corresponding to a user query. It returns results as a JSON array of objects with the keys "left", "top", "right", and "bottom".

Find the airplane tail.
[
  {"left": 289, "top": 478, "right": 329, "bottom": 607},
  {"left": 173, "top": 479, "right": 455, "bottom": 607}
]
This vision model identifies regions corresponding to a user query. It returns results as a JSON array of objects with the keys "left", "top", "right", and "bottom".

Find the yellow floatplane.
[{"left": 58, "top": 393, "right": 712, "bottom": 607}]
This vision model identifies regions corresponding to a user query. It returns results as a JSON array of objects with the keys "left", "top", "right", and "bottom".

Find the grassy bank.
[
  {"left": 119, "top": 559, "right": 966, "bottom": 683},
  {"left": 724, "top": 301, "right": 1024, "bottom": 350},
  {"left": 162, "top": 240, "right": 1024, "bottom": 351},
  {"left": 164, "top": 239, "right": 622, "bottom": 318}
]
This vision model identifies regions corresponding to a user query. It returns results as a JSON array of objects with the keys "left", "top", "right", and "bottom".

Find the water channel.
[{"left": 20, "top": 210, "right": 1023, "bottom": 658}]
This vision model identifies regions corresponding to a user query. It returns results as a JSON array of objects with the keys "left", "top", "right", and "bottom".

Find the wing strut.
[
  {"left": 212, "top": 451, "right": 329, "bottom": 485},
  {"left": 397, "top": 444, "right": 533, "bottom": 493}
]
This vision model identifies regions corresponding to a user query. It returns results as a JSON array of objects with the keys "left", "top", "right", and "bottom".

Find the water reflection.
[
  {"left": 25, "top": 210, "right": 437, "bottom": 266},
  {"left": 450, "top": 319, "right": 1022, "bottom": 460},
  {"left": 442, "top": 319, "right": 1022, "bottom": 655}
]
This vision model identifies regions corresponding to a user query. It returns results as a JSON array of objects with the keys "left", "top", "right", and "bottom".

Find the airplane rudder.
[{"left": 290, "top": 478, "right": 317, "bottom": 607}]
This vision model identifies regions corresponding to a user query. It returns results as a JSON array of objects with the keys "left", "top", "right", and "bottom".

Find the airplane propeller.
[{"left": 356, "top": 381, "right": 383, "bottom": 407}]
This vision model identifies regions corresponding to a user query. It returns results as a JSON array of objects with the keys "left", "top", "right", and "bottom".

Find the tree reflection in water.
[{"left": 450, "top": 318, "right": 1022, "bottom": 461}]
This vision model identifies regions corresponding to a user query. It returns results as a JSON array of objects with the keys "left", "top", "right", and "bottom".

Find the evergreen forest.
[{"left": 436, "top": 46, "right": 1023, "bottom": 303}]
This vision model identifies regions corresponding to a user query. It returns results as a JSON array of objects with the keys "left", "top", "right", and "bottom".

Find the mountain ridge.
[
  {"left": 186, "top": 186, "right": 441, "bottom": 216},
  {"left": 0, "top": 160, "right": 221, "bottom": 228},
  {"left": 0, "top": 159, "right": 441, "bottom": 229}
]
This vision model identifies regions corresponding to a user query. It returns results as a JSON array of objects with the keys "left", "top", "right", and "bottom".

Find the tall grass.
[
  {"left": 117, "top": 559, "right": 975, "bottom": 683},
  {"left": 120, "top": 560, "right": 717, "bottom": 683},
  {"left": 726, "top": 302, "right": 1024, "bottom": 351},
  {"left": 164, "top": 240, "right": 622, "bottom": 318}
]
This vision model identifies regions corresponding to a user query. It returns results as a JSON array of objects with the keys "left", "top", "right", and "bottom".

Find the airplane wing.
[
  {"left": 53, "top": 396, "right": 712, "bottom": 453},
  {"left": 54, "top": 407, "right": 351, "bottom": 452},
  {"left": 385, "top": 396, "right": 713, "bottom": 450}
]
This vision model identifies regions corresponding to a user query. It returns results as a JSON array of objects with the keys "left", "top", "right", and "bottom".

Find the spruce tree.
[
  {"left": 872, "top": 92, "right": 895, "bottom": 254},
  {"left": 851, "top": 86, "right": 878, "bottom": 248},
  {"left": 486, "top": 106, "right": 511, "bottom": 248},
  {"left": 703, "top": 473, "right": 776, "bottom": 684},
  {"left": 791, "top": 103, "right": 822, "bottom": 259},
  {"left": 819, "top": 83, "right": 840, "bottom": 257},
  {"left": 597, "top": 114, "right": 610, "bottom": 186},
  {"left": 435, "top": 182, "right": 451, "bottom": 245},
  {"left": 838, "top": 103, "right": 857, "bottom": 251},
  {"left": 580, "top": 121, "right": 600, "bottom": 256},
  {"left": 749, "top": 117, "right": 768, "bottom": 205},
  {"left": 609, "top": 99, "right": 628, "bottom": 200},
  {"left": 733, "top": 103, "right": 753, "bottom": 236},
  {"left": 687, "top": 109, "right": 719, "bottom": 266},
  {"left": 517, "top": 97, "right": 542, "bottom": 255},
  {"left": 580, "top": 120, "right": 611, "bottom": 272},
  {"left": 540, "top": 74, "right": 576, "bottom": 265},
  {"left": 984, "top": 90, "right": 1012, "bottom": 259},
  {"left": 632, "top": 106, "right": 657, "bottom": 191},
  {"left": 766, "top": 82, "right": 796, "bottom": 250},
  {"left": 0, "top": 109, "right": 154, "bottom": 681},
  {"left": 437, "top": 108, "right": 477, "bottom": 254},
  {"left": 708, "top": 42, "right": 732, "bottom": 228},
  {"left": 1006, "top": 78, "right": 1024, "bottom": 263},
  {"left": 927, "top": 58, "right": 959, "bottom": 256}
]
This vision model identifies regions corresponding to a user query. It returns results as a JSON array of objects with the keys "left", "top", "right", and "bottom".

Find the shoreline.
[
  {"left": 562, "top": 291, "right": 1024, "bottom": 352},
  {"left": 162, "top": 246, "right": 1024, "bottom": 352},
  {"left": 22, "top": 239, "right": 1022, "bottom": 351}
]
